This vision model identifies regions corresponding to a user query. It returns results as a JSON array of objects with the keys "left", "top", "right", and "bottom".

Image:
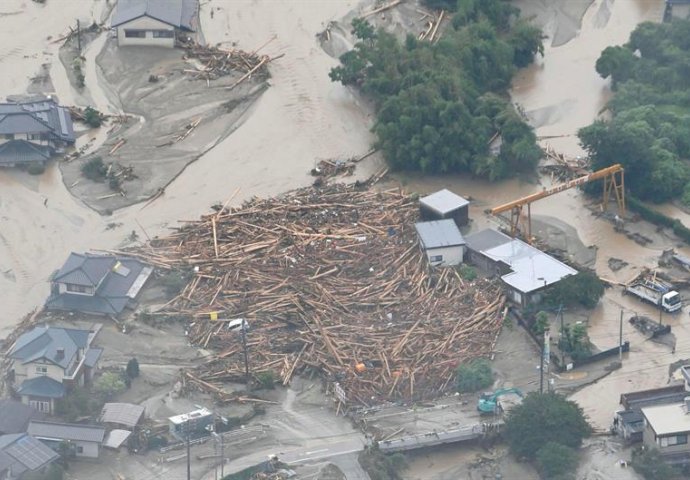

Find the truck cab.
[{"left": 662, "top": 291, "right": 682, "bottom": 312}]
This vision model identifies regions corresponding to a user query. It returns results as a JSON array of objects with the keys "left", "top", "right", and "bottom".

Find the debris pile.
[
  {"left": 540, "top": 144, "right": 589, "bottom": 181},
  {"left": 132, "top": 184, "right": 505, "bottom": 404},
  {"left": 181, "top": 42, "right": 272, "bottom": 86}
]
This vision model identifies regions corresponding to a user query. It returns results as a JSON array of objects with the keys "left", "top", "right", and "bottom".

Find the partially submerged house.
[
  {"left": 46, "top": 253, "right": 152, "bottom": 316},
  {"left": 27, "top": 421, "right": 106, "bottom": 459},
  {"left": 415, "top": 220, "right": 466, "bottom": 267},
  {"left": 465, "top": 229, "right": 577, "bottom": 306},
  {"left": 111, "top": 0, "right": 198, "bottom": 48},
  {"left": 0, "top": 97, "right": 75, "bottom": 167},
  {"left": 419, "top": 189, "right": 470, "bottom": 227},
  {"left": 7, "top": 325, "right": 101, "bottom": 414},
  {"left": 0, "top": 433, "right": 59, "bottom": 480}
]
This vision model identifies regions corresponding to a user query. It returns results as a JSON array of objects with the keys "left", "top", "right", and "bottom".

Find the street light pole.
[{"left": 186, "top": 419, "right": 191, "bottom": 480}]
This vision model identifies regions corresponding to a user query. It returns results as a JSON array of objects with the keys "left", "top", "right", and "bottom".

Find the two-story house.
[
  {"left": 8, "top": 325, "right": 102, "bottom": 414},
  {"left": 45, "top": 252, "right": 153, "bottom": 316},
  {"left": 0, "top": 97, "right": 75, "bottom": 167}
]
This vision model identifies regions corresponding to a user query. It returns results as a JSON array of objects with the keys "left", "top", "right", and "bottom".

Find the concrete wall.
[
  {"left": 670, "top": 4, "right": 690, "bottom": 19},
  {"left": 643, "top": 423, "right": 690, "bottom": 455},
  {"left": 117, "top": 16, "right": 175, "bottom": 48},
  {"left": 424, "top": 245, "right": 464, "bottom": 267},
  {"left": 75, "top": 440, "right": 99, "bottom": 458}
]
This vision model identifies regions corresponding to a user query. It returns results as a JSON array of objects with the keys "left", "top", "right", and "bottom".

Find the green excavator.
[{"left": 477, "top": 388, "right": 524, "bottom": 415}]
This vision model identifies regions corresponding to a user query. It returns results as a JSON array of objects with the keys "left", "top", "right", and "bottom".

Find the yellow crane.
[{"left": 489, "top": 164, "right": 625, "bottom": 240}]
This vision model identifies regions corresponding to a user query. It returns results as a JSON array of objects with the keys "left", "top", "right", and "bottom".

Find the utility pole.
[
  {"left": 539, "top": 338, "right": 545, "bottom": 394},
  {"left": 220, "top": 434, "right": 225, "bottom": 478},
  {"left": 558, "top": 304, "right": 564, "bottom": 366},
  {"left": 241, "top": 321, "right": 250, "bottom": 390},
  {"left": 186, "top": 419, "right": 191, "bottom": 480},
  {"left": 77, "top": 20, "right": 81, "bottom": 54},
  {"left": 659, "top": 302, "right": 663, "bottom": 325},
  {"left": 619, "top": 309, "right": 624, "bottom": 360}
]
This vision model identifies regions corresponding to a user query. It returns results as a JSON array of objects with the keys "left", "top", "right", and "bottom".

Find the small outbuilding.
[
  {"left": 168, "top": 408, "right": 213, "bottom": 441},
  {"left": 100, "top": 403, "right": 145, "bottom": 429},
  {"left": 415, "top": 220, "right": 466, "bottom": 267},
  {"left": 111, "top": 0, "right": 198, "bottom": 48},
  {"left": 28, "top": 421, "right": 105, "bottom": 459},
  {"left": 419, "top": 189, "right": 470, "bottom": 227}
]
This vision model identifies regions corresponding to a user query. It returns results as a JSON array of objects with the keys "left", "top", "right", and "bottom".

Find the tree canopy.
[
  {"left": 504, "top": 392, "right": 591, "bottom": 460},
  {"left": 330, "top": 0, "right": 544, "bottom": 180},
  {"left": 580, "top": 19, "right": 690, "bottom": 204}
]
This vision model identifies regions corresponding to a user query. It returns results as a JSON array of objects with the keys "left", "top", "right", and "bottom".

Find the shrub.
[
  {"left": 81, "top": 156, "right": 107, "bottom": 181},
  {"left": 458, "top": 264, "right": 477, "bottom": 281},
  {"left": 358, "top": 447, "right": 407, "bottom": 480},
  {"left": 536, "top": 442, "right": 578, "bottom": 479},
  {"left": 558, "top": 324, "right": 592, "bottom": 361},
  {"left": 456, "top": 358, "right": 493, "bottom": 393},
  {"left": 630, "top": 447, "right": 679, "bottom": 480},
  {"left": 532, "top": 311, "right": 549, "bottom": 336},
  {"left": 256, "top": 370, "right": 277, "bottom": 389},
  {"left": 94, "top": 371, "right": 126, "bottom": 400},
  {"left": 126, "top": 358, "right": 140, "bottom": 379},
  {"left": 54, "top": 386, "right": 103, "bottom": 422},
  {"left": 27, "top": 163, "right": 46, "bottom": 175},
  {"left": 544, "top": 271, "right": 605, "bottom": 308},
  {"left": 83, "top": 106, "right": 102, "bottom": 128}
]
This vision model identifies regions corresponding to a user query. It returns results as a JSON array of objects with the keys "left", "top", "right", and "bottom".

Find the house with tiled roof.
[
  {"left": 0, "top": 97, "right": 75, "bottom": 167},
  {"left": 0, "top": 433, "right": 58, "bottom": 480},
  {"left": 46, "top": 252, "right": 152, "bottom": 316},
  {"left": 111, "top": 0, "right": 198, "bottom": 48},
  {"left": 7, "top": 325, "right": 102, "bottom": 414}
]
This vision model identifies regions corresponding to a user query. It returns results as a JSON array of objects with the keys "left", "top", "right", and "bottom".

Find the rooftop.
[
  {"left": 465, "top": 229, "right": 512, "bottom": 253},
  {"left": 10, "top": 325, "right": 92, "bottom": 369},
  {"left": 100, "top": 403, "right": 145, "bottom": 428},
  {"left": 0, "top": 400, "right": 45, "bottom": 435},
  {"left": 111, "top": 0, "right": 197, "bottom": 31},
  {"left": 0, "top": 98, "right": 74, "bottom": 142},
  {"left": 28, "top": 421, "right": 106, "bottom": 443},
  {"left": 415, "top": 220, "right": 465, "bottom": 250},
  {"left": 0, "top": 140, "right": 52, "bottom": 165},
  {"left": 419, "top": 189, "right": 469, "bottom": 215},
  {"left": 169, "top": 407, "right": 213, "bottom": 425},
  {"left": 16, "top": 377, "right": 66, "bottom": 399},
  {"left": 642, "top": 402, "right": 690, "bottom": 436},
  {"left": 0, "top": 433, "right": 58, "bottom": 476}
]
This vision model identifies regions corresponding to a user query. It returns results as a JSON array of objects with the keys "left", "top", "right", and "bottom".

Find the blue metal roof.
[
  {"left": 10, "top": 326, "right": 91, "bottom": 369},
  {"left": 16, "top": 377, "right": 66, "bottom": 399}
]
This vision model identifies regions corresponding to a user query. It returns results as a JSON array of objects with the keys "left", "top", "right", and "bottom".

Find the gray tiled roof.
[
  {"left": 28, "top": 421, "right": 106, "bottom": 444},
  {"left": 0, "top": 99, "right": 74, "bottom": 142},
  {"left": 52, "top": 253, "right": 116, "bottom": 287},
  {"left": 16, "top": 377, "right": 66, "bottom": 399},
  {"left": 465, "top": 229, "right": 512, "bottom": 253},
  {"left": 0, "top": 433, "right": 58, "bottom": 474},
  {"left": 415, "top": 220, "right": 465, "bottom": 249},
  {"left": 0, "top": 140, "right": 52, "bottom": 165},
  {"left": 111, "top": 0, "right": 197, "bottom": 31},
  {"left": 84, "top": 347, "right": 103, "bottom": 368},
  {"left": 10, "top": 326, "right": 91, "bottom": 369},
  {"left": 0, "top": 400, "right": 45, "bottom": 435}
]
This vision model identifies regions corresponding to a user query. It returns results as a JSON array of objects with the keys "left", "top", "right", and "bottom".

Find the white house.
[
  {"left": 27, "top": 421, "right": 105, "bottom": 459},
  {"left": 111, "top": 0, "right": 198, "bottom": 48},
  {"left": 415, "top": 220, "right": 466, "bottom": 267}
]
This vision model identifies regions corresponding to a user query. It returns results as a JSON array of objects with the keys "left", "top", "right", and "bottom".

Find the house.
[
  {"left": 111, "top": 0, "right": 198, "bottom": 48},
  {"left": 419, "top": 189, "right": 470, "bottom": 227},
  {"left": 614, "top": 410, "right": 645, "bottom": 444},
  {"left": 27, "top": 421, "right": 105, "bottom": 459},
  {"left": 7, "top": 325, "right": 102, "bottom": 414},
  {"left": 0, "top": 97, "right": 75, "bottom": 167},
  {"left": 168, "top": 408, "right": 213, "bottom": 441},
  {"left": 465, "top": 229, "right": 577, "bottom": 306},
  {"left": 0, "top": 433, "right": 59, "bottom": 480},
  {"left": 46, "top": 253, "right": 153, "bottom": 316},
  {"left": 0, "top": 400, "right": 45, "bottom": 435},
  {"left": 641, "top": 399, "right": 690, "bottom": 466},
  {"left": 415, "top": 220, "right": 466, "bottom": 267},
  {"left": 665, "top": 0, "right": 690, "bottom": 21}
]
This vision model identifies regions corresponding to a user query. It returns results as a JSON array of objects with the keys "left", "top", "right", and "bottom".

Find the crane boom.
[{"left": 490, "top": 164, "right": 624, "bottom": 214}]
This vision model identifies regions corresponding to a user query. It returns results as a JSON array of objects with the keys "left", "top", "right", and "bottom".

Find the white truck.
[{"left": 624, "top": 278, "right": 682, "bottom": 313}]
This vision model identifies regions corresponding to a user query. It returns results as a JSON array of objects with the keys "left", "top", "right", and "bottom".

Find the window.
[
  {"left": 66, "top": 284, "right": 91, "bottom": 294},
  {"left": 29, "top": 400, "right": 50, "bottom": 413},
  {"left": 76, "top": 446, "right": 84, "bottom": 454},
  {"left": 152, "top": 30, "right": 174, "bottom": 38},
  {"left": 660, "top": 434, "right": 688, "bottom": 447},
  {"left": 124, "top": 29, "right": 146, "bottom": 38},
  {"left": 430, "top": 255, "right": 443, "bottom": 263},
  {"left": 35, "top": 366, "right": 48, "bottom": 375}
]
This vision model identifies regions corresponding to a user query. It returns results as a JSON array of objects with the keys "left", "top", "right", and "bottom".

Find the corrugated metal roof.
[
  {"left": 100, "top": 403, "right": 145, "bottom": 428},
  {"left": 103, "top": 429, "right": 131, "bottom": 449},
  {"left": 111, "top": 0, "right": 197, "bottom": 31},
  {"left": 465, "top": 229, "right": 512, "bottom": 253},
  {"left": 642, "top": 403, "right": 690, "bottom": 436},
  {"left": 483, "top": 239, "right": 577, "bottom": 294},
  {"left": 415, "top": 220, "right": 465, "bottom": 249},
  {"left": 419, "top": 189, "right": 469, "bottom": 215},
  {"left": 28, "top": 421, "right": 105, "bottom": 443},
  {"left": 84, "top": 347, "right": 103, "bottom": 368}
]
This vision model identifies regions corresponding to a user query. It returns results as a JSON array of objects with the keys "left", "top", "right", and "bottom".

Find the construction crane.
[{"left": 489, "top": 164, "right": 625, "bottom": 240}]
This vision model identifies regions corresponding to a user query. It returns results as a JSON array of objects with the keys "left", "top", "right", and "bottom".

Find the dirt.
[
  {"left": 609, "top": 258, "right": 629, "bottom": 272},
  {"left": 317, "top": 463, "right": 347, "bottom": 480}
]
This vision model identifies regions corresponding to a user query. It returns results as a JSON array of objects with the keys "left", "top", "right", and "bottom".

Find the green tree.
[
  {"left": 630, "top": 447, "right": 679, "bottom": 480},
  {"left": 83, "top": 106, "right": 102, "bottom": 128},
  {"left": 544, "top": 271, "right": 605, "bottom": 308},
  {"left": 510, "top": 20, "right": 545, "bottom": 68},
  {"left": 456, "top": 358, "right": 493, "bottom": 393},
  {"left": 504, "top": 392, "right": 592, "bottom": 460},
  {"left": 536, "top": 442, "right": 579, "bottom": 480},
  {"left": 595, "top": 46, "right": 637, "bottom": 87},
  {"left": 558, "top": 324, "right": 592, "bottom": 361},
  {"left": 94, "top": 372, "right": 126, "bottom": 400},
  {"left": 126, "top": 358, "right": 140, "bottom": 379},
  {"left": 532, "top": 311, "right": 549, "bottom": 336}
]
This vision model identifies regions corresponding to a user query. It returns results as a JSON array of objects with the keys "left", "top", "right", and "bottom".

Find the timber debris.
[
  {"left": 181, "top": 41, "right": 272, "bottom": 84},
  {"left": 132, "top": 184, "right": 505, "bottom": 404}
]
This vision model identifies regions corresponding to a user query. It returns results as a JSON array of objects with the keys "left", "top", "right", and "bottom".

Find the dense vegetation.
[
  {"left": 329, "top": 0, "right": 544, "bottom": 180},
  {"left": 455, "top": 358, "right": 494, "bottom": 392},
  {"left": 358, "top": 447, "right": 407, "bottom": 480},
  {"left": 631, "top": 447, "right": 681, "bottom": 480},
  {"left": 504, "top": 393, "right": 591, "bottom": 479},
  {"left": 580, "top": 19, "right": 690, "bottom": 204},
  {"left": 543, "top": 271, "right": 605, "bottom": 309}
]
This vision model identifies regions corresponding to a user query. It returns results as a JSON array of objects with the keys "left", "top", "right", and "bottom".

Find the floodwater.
[{"left": 0, "top": 0, "right": 374, "bottom": 336}]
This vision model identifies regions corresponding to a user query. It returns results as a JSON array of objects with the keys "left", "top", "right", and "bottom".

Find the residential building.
[
  {"left": 0, "top": 97, "right": 75, "bottom": 167},
  {"left": 0, "top": 433, "right": 58, "bottom": 480},
  {"left": 465, "top": 229, "right": 577, "bottom": 306},
  {"left": 111, "top": 0, "right": 198, "bottom": 48},
  {"left": 614, "top": 410, "right": 645, "bottom": 444},
  {"left": 419, "top": 189, "right": 470, "bottom": 227},
  {"left": 7, "top": 325, "right": 102, "bottom": 414},
  {"left": 46, "top": 252, "right": 153, "bottom": 316},
  {"left": 415, "top": 220, "right": 466, "bottom": 267},
  {"left": 665, "top": 0, "right": 690, "bottom": 21},
  {"left": 0, "top": 400, "right": 45, "bottom": 435},
  {"left": 27, "top": 421, "right": 105, "bottom": 459},
  {"left": 641, "top": 399, "right": 690, "bottom": 465}
]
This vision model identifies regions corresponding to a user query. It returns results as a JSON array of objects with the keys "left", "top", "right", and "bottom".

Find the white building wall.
[
  {"left": 117, "top": 17, "right": 175, "bottom": 48},
  {"left": 23, "top": 361, "right": 65, "bottom": 383},
  {"left": 671, "top": 4, "right": 690, "bottom": 19},
  {"left": 75, "top": 440, "right": 100, "bottom": 458},
  {"left": 424, "top": 245, "right": 465, "bottom": 267}
]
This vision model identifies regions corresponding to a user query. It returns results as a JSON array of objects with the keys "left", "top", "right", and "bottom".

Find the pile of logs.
[
  {"left": 182, "top": 42, "right": 271, "bottom": 84},
  {"left": 131, "top": 184, "right": 506, "bottom": 405},
  {"left": 540, "top": 143, "right": 589, "bottom": 181}
]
